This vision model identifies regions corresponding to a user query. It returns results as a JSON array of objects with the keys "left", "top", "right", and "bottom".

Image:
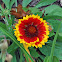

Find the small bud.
[
  {"left": 2, "top": 41, "right": 8, "bottom": 50},
  {"left": 1, "top": 39, "right": 10, "bottom": 45},
  {"left": 5, "top": 54, "right": 13, "bottom": 62},
  {"left": 0, "top": 39, "right": 8, "bottom": 52}
]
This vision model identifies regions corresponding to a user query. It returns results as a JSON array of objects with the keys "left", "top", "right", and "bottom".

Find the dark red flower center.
[
  {"left": 28, "top": 26, "right": 36, "bottom": 33},
  {"left": 25, "top": 25, "right": 38, "bottom": 38}
]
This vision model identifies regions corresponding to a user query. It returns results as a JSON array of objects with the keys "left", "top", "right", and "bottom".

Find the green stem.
[
  {"left": 20, "top": 49, "right": 23, "bottom": 62},
  {"left": 4, "top": 16, "right": 9, "bottom": 25},
  {"left": 15, "top": 0, "right": 17, "bottom": 12},
  {"left": 49, "top": 20, "right": 62, "bottom": 62}
]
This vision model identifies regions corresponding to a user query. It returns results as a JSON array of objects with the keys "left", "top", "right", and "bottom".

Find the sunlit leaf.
[
  {"left": 35, "top": 0, "right": 56, "bottom": 8},
  {"left": 22, "top": 0, "right": 32, "bottom": 7},
  {"left": 42, "top": 5, "right": 61, "bottom": 16},
  {"left": 2, "top": 0, "right": 10, "bottom": 9},
  {"left": 9, "top": 0, "right": 17, "bottom": 9}
]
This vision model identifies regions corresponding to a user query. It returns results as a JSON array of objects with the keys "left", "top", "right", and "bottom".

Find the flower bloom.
[{"left": 14, "top": 15, "right": 49, "bottom": 48}]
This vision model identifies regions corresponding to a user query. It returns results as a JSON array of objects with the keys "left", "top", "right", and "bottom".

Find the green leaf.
[
  {"left": 20, "top": 49, "right": 23, "bottom": 62},
  {"left": 39, "top": 40, "right": 62, "bottom": 60},
  {"left": 49, "top": 31, "right": 55, "bottom": 37},
  {"left": 7, "top": 42, "right": 18, "bottom": 53},
  {"left": 44, "top": 56, "right": 50, "bottom": 62},
  {"left": 0, "top": 22, "right": 7, "bottom": 30},
  {"left": 24, "top": 53, "right": 29, "bottom": 62},
  {"left": 2, "top": 0, "right": 10, "bottom": 9},
  {"left": 44, "top": 6, "right": 62, "bottom": 20},
  {"left": 57, "top": 35, "right": 62, "bottom": 42},
  {"left": 59, "top": 22, "right": 62, "bottom": 36},
  {"left": 0, "top": 30, "right": 7, "bottom": 41},
  {"left": 39, "top": 45, "right": 51, "bottom": 56},
  {"left": 29, "top": 47, "right": 40, "bottom": 58},
  {"left": 11, "top": 52, "right": 17, "bottom": 62},
  {"left": 49, "top": 20, "right": 61, "bottom": 62},
  {"left": 44, "top": 15, "right": 62, "bottom": 20},
  {"left": 44, "top": 56, "right": 59, "bottom": 62},
  {"left": 22, "top": 0, "right": 32, "bottom": 7},
  {"left": 53, "top": 56, "right": 59, "bottom": 62},
  {"left": 37, "top": 58, "right": 42, "bottom": 62},
  {"left": 35, "top": 11, "right": 42, "bottom": 17},
  {"left": 35, "top": 0, "right": 56, "bottom": 8},
  {"left": 42, "top": 5, "right": 61, "bottom": 16},
  {"left": 46, "top": 20, "right": 61, "bottom": 32},
  {"left": 39, "top": 55, "right": 45, "bottom": 60},
  {"left": 0, "top": 59, "right": 2, "bottom": 62},
  {"left": 9, "top": 0, "right": 17, "bottom": 9},
  {"left": 28, "top": 7, "right": 39, "bottom": 14},
  {"left": 22, "top": 7, "right": 29, "bottom": 12},
  {"left": 54, "top": 41, "right": 62, "bottom": 60},
  {"left": 49, "top": 9, "right": 62, "bottom": 17}
]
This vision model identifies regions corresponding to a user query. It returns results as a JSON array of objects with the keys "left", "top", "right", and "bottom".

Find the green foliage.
[
  {"left": 9, "top": 0, "right": 17, "bottom": 9},
  {"left": 49, "top": 31, "right": 55, "bottom": 37},
  {"left": 59, "top": 22, "right": 62, "bottom": 36},
  {"left": 39, "top": 44, "right": 51, "bottom": 56},
  {"left": 2, "top": 0, "right": 10, "bottom": 9},
  {"left": 29, "top": 47, "right": 40, "bottom": 58},
  {"left": 0, "top": 59, "right": 2, "bottom": 62},
  {"left": 7, "top": 42, "right": 18, "bottom": 53},
  {"left": 28, "top": 7, "right": 39, "bottom": 14},
  {"left": 44, "top": 56, "right": 49, "bottom": 62},
  {"left": 39, "top": 40, "right": 62, "bottom": 60},
  {"left": 11, "top": 52, "right": 17, "bottom": 62},
  {"left": 0, "top": 0, "right": 16, "bottom": 16},
  {"left": 53, "top": 56, "right": 59, "bottom": 62},
  {"left": 35, "top": 11, "right": 42, "bottom": 17},
  {"left": 46, "top": 20, "right": 60, "bottom": 32},
  {"left": 44, "top": 15, "right": 62, "bottom": 20},
  {"left": 22, "top": 0, "right": 32, "bottom": 7},
  {"left": 43, "top": 5, "right": 62, "bottom": 20},
  {"left": 2, "top": 0, "right": 16, "bottom": 9},
  {"left": 0, "top": 30, "right": 6, "bottom": 41},
  {"left": 44, "top": 56, "right": 59, "bottom": 62},
  {"left": 42, "top": 5, "right": 60, "bottom": 16},
  {"left": 35, "top": 0, "right": 56, "bottom": 8},
  {"left": 22, "top": 7, "right": 29, "bottom": 12},
  {"left": 37, "top": 58, "right": 42, "bottom": 62},
  {"left": 2, "top": 9, "right": 10, "bottom": 16},
  {"left": 20, "top": 50, "right": 23, "bottom": 62},
  {"left": 0, "top": 22, "right": 7, "bottom": 30}
]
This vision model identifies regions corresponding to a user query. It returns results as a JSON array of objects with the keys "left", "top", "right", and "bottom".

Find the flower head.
[{"left": 14, "top": 15, "right": 49, "bottom": 48}]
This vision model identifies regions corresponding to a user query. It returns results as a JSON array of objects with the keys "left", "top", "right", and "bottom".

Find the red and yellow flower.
[{"left": 14, "top": 15, "right": 49, "bottom": 48}]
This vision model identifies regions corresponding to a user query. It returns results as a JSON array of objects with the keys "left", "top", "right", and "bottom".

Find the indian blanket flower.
[{"left": 14, "top": 15, "right": 49, "bottom": 48}]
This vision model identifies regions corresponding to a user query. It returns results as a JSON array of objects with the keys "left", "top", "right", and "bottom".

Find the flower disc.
[{"left": 14, "top": 15, "right": 49, "bottom": 48}]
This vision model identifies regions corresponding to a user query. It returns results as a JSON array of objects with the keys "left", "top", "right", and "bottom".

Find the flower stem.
[{"left": 49, "top": 20, "right": 62, "bottom": 62}]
